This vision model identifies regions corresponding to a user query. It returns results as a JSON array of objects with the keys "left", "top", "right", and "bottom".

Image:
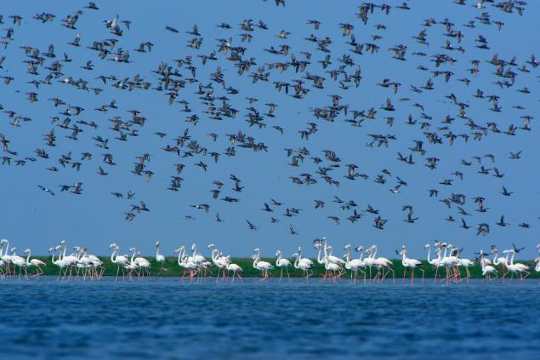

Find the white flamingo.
[
  {"left": 49, "top": 246, "right": 67, "bottom": 278},
  {"left": 449, "top": 246, "right": 474, "bottom": 281},
  {"left": 125, "top": 248, "right": 139, "bottom": 278},
  {"left": 314, "top": 241, "right": 331, "bottom": 278},
  {"left": 73, "top": 247, "right": 102, "bottom": 279},
  {"left": 297, "top": 246, "right": 313, "bottom": 268},
  {"left": 440, "top": 243, "right": 460, "bottom": 282},
  {"left": 314, "top": 239, "right": 343, "bottom": 279},
  {"left": 369, "top": 245, "right": 394, "bottom": 281},
  {"left": 208, "top": 244, "right": 229, "bottom": 279},
  {"left": 133, "top": 250, "right": 151, "bottom": 277},
  {"left": 175, "top": 246, "right": 198, "bottom": 280},
  {"left": 343, "top": 245, "right": 366, "bottom": 282},
  {"left": 294, "top": 246, "right": 313, "bottom": 279},
  {"left": 323, "top": 241, "right": 345, "bottom": 266},
  {"left": 292, "top": 252, "right": 312, "bottom": 279},
  {"left": 491, "top": 246, "right": 509, "bottom": 278},
  {"left": 275, "top": 249, "right": 291, "bottom": 279},
  {"left": 109, "top": 243, "right": 129, "bottom": 280},
  {"left": 0, "top": 239, "right": 13, "bottom": 276},
  {"left": 154, "top": 241, "right": 166, "bottom": 271},
  {"left": 188, "top": 244, "right": 209, "bottom": 277},
  {"left": 23, "top": 249, "right": 46, "bottom": 276},
  {"left": 190, "top": 244, "right": 207, "bottom": 265},
  {"left": 479, "top": 250, "right": 497, "bottom": 280},
  {"left": 58, "top": 241, "right": 79, "bottom": 279},
  {"left": 9, "top": 248, "right": 27, "bottom": 277},
  {"left": 226, "top": 259, "right": 243, "bottom": 281},
  {"left": 252, "top": 248, "right": 273, "bottom": 279},
  {"left": 503, "top": 250, "right": 529, "bottom": 279},
  {"left": 399, "top": 245, "right": 423, "bottom": 283},
  {"left": 425, "top": 243, "right": 443, "bottom": 280}
]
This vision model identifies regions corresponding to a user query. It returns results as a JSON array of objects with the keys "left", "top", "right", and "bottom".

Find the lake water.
[{"left": 1, "top": 278, "right": 539, "bottom": 359}]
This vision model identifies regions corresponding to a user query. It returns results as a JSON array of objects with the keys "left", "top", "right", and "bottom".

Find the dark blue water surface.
[{"left": 1, "top": 278, "right": 540, "bottom": 359}]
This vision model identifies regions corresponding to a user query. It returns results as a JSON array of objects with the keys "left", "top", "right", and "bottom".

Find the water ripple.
[{"left": 0, "top": 278, "right": 539, "bottom": 359}]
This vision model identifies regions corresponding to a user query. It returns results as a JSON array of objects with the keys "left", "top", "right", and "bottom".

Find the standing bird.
[
  {"left": 343, "top": 245, "right": 366, "bottom": 282},
  {"left": 293, "top": 246, "right": 313, "bottom": 279},
  {"left": 399, "top": 245, "right": 423, "bottom": 283},
  {"left": 275, "top": 249, "right": 291, "bottom": 279},
  {"left": 154, "top": 241, "right": 166, "bottom": 272},
  {"left": 109, "top": 243, "right": 129, "bottom": 280},
  {"left": 252, "top": 248, "right": 273, "bottom": 279},
  {"left": 479, "top": 250, "right": 497, "bottom": 280},
  {"left": 226, "top": 261, "right": 243, "bottom": 281},
  {"left": 23, "top": 249, "right": 46, "bottom": 276}
]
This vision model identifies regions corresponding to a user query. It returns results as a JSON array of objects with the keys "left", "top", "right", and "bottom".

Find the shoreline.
[{"left": 11, "top": 257, "right": 540, "bottom": 279}]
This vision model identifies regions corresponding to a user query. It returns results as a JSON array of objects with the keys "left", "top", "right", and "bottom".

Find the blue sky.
[{"left": 1, "top": 0, "right": 539, "bottom": 258}]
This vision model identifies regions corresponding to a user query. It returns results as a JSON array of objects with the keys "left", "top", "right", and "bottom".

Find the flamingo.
[
  {"left": 208, "top": 244, "right": 229, "bottom": 279},
  {"left": 23, "top": 249, "right": 46, "bottom": 276},
  {"left": 425, "top": 243, "right": 443, "bottom": 281},
  {"left": 491, "top": 246, "right": 509, "bottom": 278},
  {"left": 323, "top": 241, "right": 345, "bottom": 266},
  {"left": 294, "top": 246, "right": 313, "bottom": 279},
  {"left": 369, "top": 245, "right": 394, "bottom": 281},
  {"left": 457, "top": 254, "right": 474, "bottom": 281},
  {"left": 49, "top": 246, "right": 67, "bottom": 278},
  {"left": 1, "top": 239, "right": 14, "bottom": 275},
  {"left": 314, "top": 241, "right": 326, "bottom": 276},
  {"left": 190, "top": 243, "right": 209, "bottom": 275},
  {"left": 362, "top": 247, "right": 376, "bottom": 280},
  {"left": 275, "top": 249, "right": 291, "bottom": 279},
  {"left": 190, "top": 244, "right": 207, "bottom": 264},
  {"left": 399, "top": 245, "right": 424, "bottom": 283},
  {"left": 58, "top": 241, "right": 79, "bottom": 279},
  {"left": 109, "top": 243, "right": 129, "bottom": 280},
  {"left": 252, "top": 248, "right": 273, "bottom": 279},
  {"left": 479, "top": 250, "right": 497, "bottom": 280},
  {"left": 9, "top": 248, "right": 27, "bottom": 277},
  {"left": 75, "top": 247, "right": 92, "bottom": 279},
  {"left": 133, "top": 250, "right": 151, "bottom": 277},
  {"left": 154, "top": 241, "right": 166, "bottom": 272},
  {"left": 323, "top": 256, "right": 342, "bottom": 280},
  {"left": 314, "top": 240, "right": 334, "bottom": 278},
  {"left": 226, "top": 260, "right": 243, "bottom": 281},
  {"left": 343, "top": 245, "right": 365, "bottom": 282},
  {"left": 79, "top": 248, "right": 103, "bottom": 279},
  {"left": 440, "top": 243, "right": 461, "bottom": 282},
  {"left": 314, "top": 239, "right": 343, "bottom": 279},
  {"left": 296, "top": 246, "right": 313, "bottom": 268},
  {"left": 503, "top": 249, "right": 529, "bottom": 280},
  {"left": 326, "top": 246, "right": 344, "bottom": 279},
  {"left": 125, "top": 248, "right": 140, "bottom": 278},
  {"left": 71, "top": 247, "right": 102, "bottom": 279},
  {"left": 445, "top": 245, "right": 474, "bottom": 281},
  {"left": 175, "top": 246, "right": 198, "bottom": 280},
  {"left": 292, "top": 251, "right": 312, "bottom": 279},
  {"left": 187, "top": 244, "right": 209, "bottom": 277}
]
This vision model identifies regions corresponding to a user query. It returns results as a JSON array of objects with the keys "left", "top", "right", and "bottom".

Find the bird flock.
[
  {"left": 1, "top": 0, "right": 539, "bottom": 256},
  {"left": 1, "top": 238, "right": 540, "bottom": 282}
]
